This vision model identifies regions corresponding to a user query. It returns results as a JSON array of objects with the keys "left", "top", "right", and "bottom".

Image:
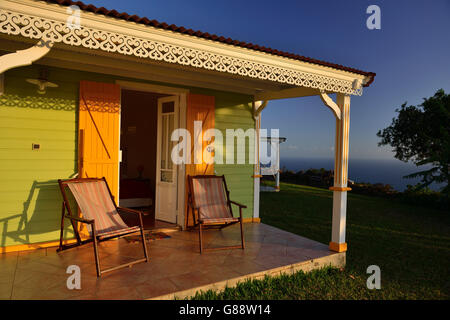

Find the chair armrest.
[
  {"left": 117, "top": 207, "right": 144, "bottom": 216},
  {"left": 117, "top": 207, "right": 146, "bottom": 231},
  {"left": 65, "top": 214, "right": 94, "bottom": 224},
  {"left": 229, "top": 200, "right": 247, "bottom": 209}
]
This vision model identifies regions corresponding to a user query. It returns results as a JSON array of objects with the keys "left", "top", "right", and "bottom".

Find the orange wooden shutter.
[
  {"left": 78, "top": 80, "right": 121, "bottom": 202},
  {"left": 185, "top": 93, "right": 215, "bottom": 227}
]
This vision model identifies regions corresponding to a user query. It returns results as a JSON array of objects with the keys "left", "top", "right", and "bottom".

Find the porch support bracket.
[
  {"left": 253, "top": 100, "right": 268, "bottom": 120},
  {"left": 319, "top": 90, "right": 341, "bottom": 120},
  {"left": 0, "top": 39, "right": 53, "bottom": 74}
]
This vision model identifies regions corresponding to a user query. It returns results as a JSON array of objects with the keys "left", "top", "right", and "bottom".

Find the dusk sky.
[{"left": 86, "top": 0, "right": 450, "bottom": 160}]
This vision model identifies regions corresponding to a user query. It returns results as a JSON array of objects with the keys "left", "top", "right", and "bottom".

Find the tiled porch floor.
[{"left": 0, "top": 223, "right": 344, "bottom": 300}]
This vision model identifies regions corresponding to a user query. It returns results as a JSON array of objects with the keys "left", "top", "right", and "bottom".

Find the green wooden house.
[{"left": 0, "top": 0, "right": 375, "bottom": 253}]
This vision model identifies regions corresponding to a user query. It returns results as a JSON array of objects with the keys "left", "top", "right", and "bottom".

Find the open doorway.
[{"left": 119, "top": 89, "right": 178, "bottom": 230}]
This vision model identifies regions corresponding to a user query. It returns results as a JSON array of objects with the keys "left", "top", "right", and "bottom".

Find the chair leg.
[
  {"left": 58, "top": 202, "right": 65, "bottom": 251},
  {"left": 138, "top": 214, "right": 149, "bottom": 262},
  {"left": 140, "top": 229, "right": 149, "bottom": 262},
  {"left": 239, "top": 219, "right": 245, "bottom": 250},
  {"left": 239, "top": 207, "right": 245, "bottom": 250},
  {"left": 186, "top": 203, "right": 190, "bottom": 228},
  {"left": 199, "top": 223, "right": 203, "bottom": 254},
  {"left": 91, "top": 224, "right": 101, "bottom": 277}
]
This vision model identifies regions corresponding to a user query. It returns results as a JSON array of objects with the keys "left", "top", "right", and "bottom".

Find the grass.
[{"left": 191, "top": 182, "right": 450, "bottom": 299}]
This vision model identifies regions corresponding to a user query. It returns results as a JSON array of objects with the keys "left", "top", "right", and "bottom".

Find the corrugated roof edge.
[{"left": 38, "top": 0, "right": 376, "bottom": 87}]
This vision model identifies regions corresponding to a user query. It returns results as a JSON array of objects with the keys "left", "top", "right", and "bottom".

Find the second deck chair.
[
  {"left": 57, "top": 177, "right": 148, "bottom": 277},
  {"left": 187, "top": 175, "right": 246, "bottom": 253}
]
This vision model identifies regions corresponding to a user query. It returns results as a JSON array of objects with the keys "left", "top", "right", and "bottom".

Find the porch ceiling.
[{"left": 0, "top": 35, "right": 296, "bottom": 96}]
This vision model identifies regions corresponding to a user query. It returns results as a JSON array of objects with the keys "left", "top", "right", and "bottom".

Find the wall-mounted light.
[{"left": 26, "top": 68, "right": 58, "bottom": 94}]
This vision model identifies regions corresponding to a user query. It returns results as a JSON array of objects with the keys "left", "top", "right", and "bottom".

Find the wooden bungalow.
[{"left": 0, "top": 0, "right": 375, "bottom": 260}]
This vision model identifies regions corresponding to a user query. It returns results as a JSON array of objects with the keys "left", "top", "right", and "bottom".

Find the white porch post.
[
  {"left": 274, "top": 139, "right": 280, "bottom": 191},
  {"left": 329, "top": 93, "right": 351, "bottom": 252},
  {"left": 275, "top": 170, "right": 280, "bottom": 191},
  {"left": 253, "top": 114, "right": 261, "bottom": 221},
  {"left": 252, "top": 101, "right": 267, "bottom": 222}
]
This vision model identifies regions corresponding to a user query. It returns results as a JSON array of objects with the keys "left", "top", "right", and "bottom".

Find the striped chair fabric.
[
  {"left": 191, "top": 177, "right": 238, "bottom": 224},
  {"left": 67, "top": 180, "right": 140, "bottom": 238}
]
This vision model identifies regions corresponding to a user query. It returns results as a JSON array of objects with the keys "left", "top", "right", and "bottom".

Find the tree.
[{"left": 377, "top": 89, "right": 450, "bottom": 195}]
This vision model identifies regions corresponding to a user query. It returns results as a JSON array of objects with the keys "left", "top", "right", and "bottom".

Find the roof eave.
[
  {"left": 1, "top": 0, "right": 373, "bottom": 95},
  {"left": 38, "top": 0, "right": 375, "bottom": 82}
]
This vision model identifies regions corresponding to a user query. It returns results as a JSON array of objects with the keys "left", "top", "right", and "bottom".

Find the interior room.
[{"left": 119, "top": 89, "right": 170, "bottom": 229}]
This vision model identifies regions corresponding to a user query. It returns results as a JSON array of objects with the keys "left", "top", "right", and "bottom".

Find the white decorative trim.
[{"left": 0, "top": 9, "right": 363, "bottom": 95}]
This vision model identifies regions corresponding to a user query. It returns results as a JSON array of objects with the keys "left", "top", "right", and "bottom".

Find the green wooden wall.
[
  {"left": 190, "top": 88, "right": 255, "bottom": 215},
  {"left": 0, "top": 64, "right": 255, "bottom": 248}
]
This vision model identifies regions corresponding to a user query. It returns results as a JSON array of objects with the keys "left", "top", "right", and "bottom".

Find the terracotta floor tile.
[
  {"left": 135, "top": 276, "right": 180, "bottom": 299},
  {"left": 12, "top": 269, "right": 68, "bottom": 291},
  {"left": 222, "top": 253, "right": 256, "bottom": 267},
  {"left": 301, "top": 248, "right": 332, "bottom": 259},
  {"left": 0, "top": 267, "right": 16, "bottom": 284},
  {"left": 226, "top": 260, "right": 269, "bottom": 276},
  {"left": 17, "top": 259, "right": 68, "bottom": 274},
  {"left": 190, "top": 252, "right": 230, "bottom": 268},
  {"left": 67, "top": 293, "right": 99, "bottom": 300},
  {"left": 169, "top": 271, "right": 217, "bottom": 291},
  {"left": 94, "top": 285, "right": 143, "bottom": 300},
  {"left": 11, "top": 283, "right": 95, "bottom": 300},
  {"left": 197, "top": 265, "right": 242, "bottom": 284},
  {"left": 0, "top": 283, "right": 13, "bottom": 300},
  {"left": 0, "top": 254, "right": 18, "bottom": 273}
]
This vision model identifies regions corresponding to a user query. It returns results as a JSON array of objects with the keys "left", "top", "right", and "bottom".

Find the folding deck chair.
[
  {"left": 57, "top": 177, "right": 148, "bottom": 277},
  {"left": 187, "top": 175, "right": 246, "bottom": 253}
]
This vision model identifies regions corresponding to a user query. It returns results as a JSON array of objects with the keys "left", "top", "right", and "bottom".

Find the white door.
[{"left": 155, "top": 96, "right": 179, "bottom": 223}]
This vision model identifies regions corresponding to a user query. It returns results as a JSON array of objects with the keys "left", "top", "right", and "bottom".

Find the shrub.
[{"left": 275, "top": 168, "right": 449, "bottom": 211}]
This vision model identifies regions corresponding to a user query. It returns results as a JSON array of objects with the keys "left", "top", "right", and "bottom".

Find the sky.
[{"left": 85, "top": 0, "right": 450, "bottom": 160}]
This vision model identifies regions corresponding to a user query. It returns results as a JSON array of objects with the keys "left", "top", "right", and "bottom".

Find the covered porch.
[
  {"left": 0, "top": 0, "right": 375, "bottom": 255},
  {"left": 0, "top": 223, "right": 344, "bottom": 300},
  {"left": 0, "top": 0, "right": 376, "bottom": 298}
]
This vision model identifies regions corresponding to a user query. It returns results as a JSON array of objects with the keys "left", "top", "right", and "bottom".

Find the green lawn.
[{"left": 191, "top": 182, "right": 450, "bottom": 299}]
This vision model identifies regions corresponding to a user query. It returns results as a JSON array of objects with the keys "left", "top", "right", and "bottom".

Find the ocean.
[{"left": 280, "top": 158, "right": 443, "bottom": 192}]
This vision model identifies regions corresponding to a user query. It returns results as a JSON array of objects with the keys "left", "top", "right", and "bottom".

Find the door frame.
[
  {"left": 155, "top": 95, "right": 179, "bottom": 223},
  {"left": 115, "top": 80, "right": 188, "bottom": 229}
]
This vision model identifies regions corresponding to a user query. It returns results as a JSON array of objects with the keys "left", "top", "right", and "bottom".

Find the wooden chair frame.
[
  {"left": 57, "top": 177, "right": 149, "bottom": 277},
  {"left": 187, "top": 175, "right": 246, "bottom": 253}
]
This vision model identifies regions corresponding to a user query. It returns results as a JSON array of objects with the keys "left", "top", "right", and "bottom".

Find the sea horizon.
[{"left": 279, "top": 157, "right": 443, "bottom": 192}]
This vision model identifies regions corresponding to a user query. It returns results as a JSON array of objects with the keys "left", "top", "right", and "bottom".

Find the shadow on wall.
[
  {"left": 0, "top": 180, "right": 76, "bottom": 248},
  {"left": 0, "top": 69, "right": 80, "bottom": 250},
  {"left": 0, "top": 93, "right": 77, "bottom": 111}
]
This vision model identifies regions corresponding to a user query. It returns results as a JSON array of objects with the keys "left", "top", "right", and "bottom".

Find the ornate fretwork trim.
[{"left": 0, "top": 9, "right": 363, "bottom": 95}]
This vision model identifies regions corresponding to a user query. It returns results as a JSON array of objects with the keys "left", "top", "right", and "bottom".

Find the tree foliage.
[{"left": 377, "top": 89, "right": 450, "bottom": 195}]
